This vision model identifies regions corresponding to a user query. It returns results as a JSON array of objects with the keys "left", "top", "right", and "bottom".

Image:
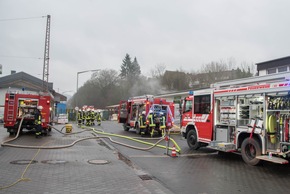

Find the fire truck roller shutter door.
[{"left": 267, "top": 115, "right": 277, "bottom": 144}]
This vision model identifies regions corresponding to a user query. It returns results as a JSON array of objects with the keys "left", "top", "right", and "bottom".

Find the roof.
[
  {"left": 256, "top": 56, "right": 290, "bottom": 71},
  {"left": 0, "top": 71, "right": 53, "bottom": 92},
  {"left": 0, "top": 71, "right": 67, "bottom": 102}
]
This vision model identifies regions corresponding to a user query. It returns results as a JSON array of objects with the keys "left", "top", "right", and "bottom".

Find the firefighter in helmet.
[
  {"left": 148, "top": 110, "right": 156, "bottom": 137},
  {"left": 82, "top": 109, "right": 86, "bottom": 125},
  {"left": 35, "top": 105, "right": 43, "bottom": 138},
  {"left": 86, "top": 108, "right": 91, "bottom": 126},
  {"left": 159, "top": 111, "right": 166, "bottom": 136},
  {"left": 77, "top": 109, "right": 82, "bottom": 127},
  {"left": 139, "top": 111, "right": 147, "bottom": 136},
  {"left": 96, "top": 111, "right": 102, "bottom": 126},
  {"left": 91, "top": 109, "right": 95, "bottom": 126}
]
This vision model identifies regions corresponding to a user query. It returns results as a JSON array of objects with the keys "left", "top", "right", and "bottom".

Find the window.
[
  {"left": 278, "top": 66, "right": 288, "bottom": 73},
  {"left": 267, "top": 68, "right": 276, "bottom": 74},
  {"left": 194, "top": 95, "right": 211, "bottom": 114},
  {"left": 131, "top": 105, "right": 138, "bottom": 120},
  {"left": 184, "top": 100, "right": 192, "bottom": 113},
  {"left": 138, "top": 104, "right": 145, "bottom": 114}
]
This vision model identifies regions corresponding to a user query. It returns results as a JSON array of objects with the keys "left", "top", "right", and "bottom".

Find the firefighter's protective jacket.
[
  {"left": 139, "top": 114, "right": 146, "bottom": 128},
  {"left": 96, "top": 113, "right": 101, "bottom": 121},
  {"left": 148, "top": 113, "right": 156, "bottom": 127},
  {"left": 34, "top": 110, "right": 42, "bottom": 125},
  {"left": 160, "top": 115, "right": 166, "bottom": 129},
  {"left": 78, "top": 111, "right": 82, "bottom": 120}
]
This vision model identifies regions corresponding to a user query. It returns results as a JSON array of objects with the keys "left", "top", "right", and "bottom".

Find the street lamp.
[
  {"left": 61, "top": 90, "right": 74, "bottom": 95},
  {"left": 76, "top": 69, "right": 100, "bottom": 106}
]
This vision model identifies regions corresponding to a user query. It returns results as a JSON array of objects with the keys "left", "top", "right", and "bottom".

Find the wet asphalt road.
[
  {"left": 1, "top": 121, "right": 289, "bottom": 194},
  {"left": 98, "top": 121, "right": 290, "bottom": 194}
]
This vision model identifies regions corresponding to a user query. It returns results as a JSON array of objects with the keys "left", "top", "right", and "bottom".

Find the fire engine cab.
[
  {"left": 118, "top": 95, "right": 175, "bottom": 136},
  {"left": 4, "top": 90, "right": 54, "bottom": 135},
  {"left": 181, "top": 72, "right": 290, "bottom": 165}
]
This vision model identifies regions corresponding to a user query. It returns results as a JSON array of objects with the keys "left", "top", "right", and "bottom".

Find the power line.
[
  {"left": 0, "top": 55, "right": 43, "bottom": 60},
  {"left": 0, "top": 16, "right": 46, "bottom": 22}
]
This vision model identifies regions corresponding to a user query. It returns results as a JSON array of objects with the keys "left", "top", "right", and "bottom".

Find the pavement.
[{"left": 0, "top": 123, "right": 174, "bottom": 194}]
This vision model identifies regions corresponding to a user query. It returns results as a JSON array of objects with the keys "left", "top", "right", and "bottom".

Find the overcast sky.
[{"left": 1, "top": 0, "right": 290, "bottom": 95}]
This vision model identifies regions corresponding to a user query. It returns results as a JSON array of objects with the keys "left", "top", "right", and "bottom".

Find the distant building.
[
  {"left": 256, "top": 56, "right": 290, "bottom": 76},
  {"left": 0, "top": 71, "right": 67, "bottom": 107}
]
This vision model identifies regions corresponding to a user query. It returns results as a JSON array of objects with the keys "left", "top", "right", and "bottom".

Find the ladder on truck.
[
  {"left": 212, "top": 72, "right": 290, "bottom": 89},
  {"left": 7, "top": 93, "right": 16, "bottom": 121}
]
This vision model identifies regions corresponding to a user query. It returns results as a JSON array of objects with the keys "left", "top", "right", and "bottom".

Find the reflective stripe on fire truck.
[{"left": 193, "top": 114, "right": 209, "bottom": 123}]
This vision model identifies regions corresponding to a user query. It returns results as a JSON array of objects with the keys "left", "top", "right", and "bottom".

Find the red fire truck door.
[{"left": 193, "top": 94, "right": 213, "bottom": 141}]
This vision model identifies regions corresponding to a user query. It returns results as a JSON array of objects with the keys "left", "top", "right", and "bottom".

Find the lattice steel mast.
[{"left": 42, "top": 15, "right": 51, "bottom": 92}]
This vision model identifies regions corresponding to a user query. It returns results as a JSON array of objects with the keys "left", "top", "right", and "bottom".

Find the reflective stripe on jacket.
[
  {"left": 139, "top": 115, "right": 146, "bottom": 128},
  {"left": 148, "top": 114, "right": 155, "bottom": 127},
  {"left": 160, "top": 116, "right": 166, "bottom": 129},
  {"left": 35, "top": 114, "right": 42, "bottom": 125}
]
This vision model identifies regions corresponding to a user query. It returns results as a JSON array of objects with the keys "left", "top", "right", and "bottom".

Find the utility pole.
[{"left": 42, "top": 15, "right": 51, "bottom": 92}]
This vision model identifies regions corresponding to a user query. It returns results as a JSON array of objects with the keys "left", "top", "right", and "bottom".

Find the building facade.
[{"left": 256, "top": 56, "right": 290, "bottom": 76}]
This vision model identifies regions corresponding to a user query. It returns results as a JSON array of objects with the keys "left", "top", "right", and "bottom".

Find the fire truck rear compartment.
[{"left": 4, "top": 91, "right": 53, "bottom": 136}]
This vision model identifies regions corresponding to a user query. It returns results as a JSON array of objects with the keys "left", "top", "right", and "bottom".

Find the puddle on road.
[
  {"left": 88, "top": 159, "right": 110, "bottom": 165},
  {"left": 10, "top": 160, "right": 38, "bottom": 165},
  {"left": 41, "top": 160, "right": 68, "bottom": 164}
]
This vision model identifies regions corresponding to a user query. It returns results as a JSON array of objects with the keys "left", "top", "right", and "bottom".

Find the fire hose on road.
[
  {"left": 0, "top": 115, "right": 181, "bottom": 190},
  {"left": 1, "top": 115, "right": 181, "bottom": 153}
]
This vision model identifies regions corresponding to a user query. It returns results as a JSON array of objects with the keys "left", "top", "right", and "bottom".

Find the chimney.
[{"left": 11, "top": 70, "right": 16, "bottom": 74}]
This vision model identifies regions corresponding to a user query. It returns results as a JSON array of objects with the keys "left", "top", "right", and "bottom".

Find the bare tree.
[
  {"left": 150, "top": 63, "right": 166, "bottom": 79},
  {"left": 91, "top": 69, "right": 121, "bottom": 107},
  {"left": 162, "top": 70, "right": 190, "bottom": 91},
  {"left": 70, "top": 69, "right": 121, "bottom": 108},
  {"left": 201, "top": 61, "right": 228, "bottom": 73}
]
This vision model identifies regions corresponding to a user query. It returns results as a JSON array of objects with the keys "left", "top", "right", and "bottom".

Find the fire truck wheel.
[
  {"left": 136, "top": 124, "right": 141, "bottom": 135},
  {"left": 123, "top": 124, "right": 129, "bottom": 131},
  {"left": 187, "top": 130, "right": 200, "bottom": 150},
  {"left": 9, "top": 132, "right": 16, "bottom": 136},
  {"left": 241, "top": 137, "right": 262, "bottom": 166}
]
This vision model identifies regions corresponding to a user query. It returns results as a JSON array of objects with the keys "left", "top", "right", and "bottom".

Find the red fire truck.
[
  {"left": 118, "top": 95, "right": 175, "bottom": 136},
  {"left": 4, "top": 90, "right": 54, "bottom": 135},
  {"left": 181, "top": 72, "right": 290, "bottom": 165}
]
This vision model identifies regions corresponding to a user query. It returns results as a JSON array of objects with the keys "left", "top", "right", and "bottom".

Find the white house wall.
[{"left": 259, "top": 69, "right": 267, "bottom": 76}]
